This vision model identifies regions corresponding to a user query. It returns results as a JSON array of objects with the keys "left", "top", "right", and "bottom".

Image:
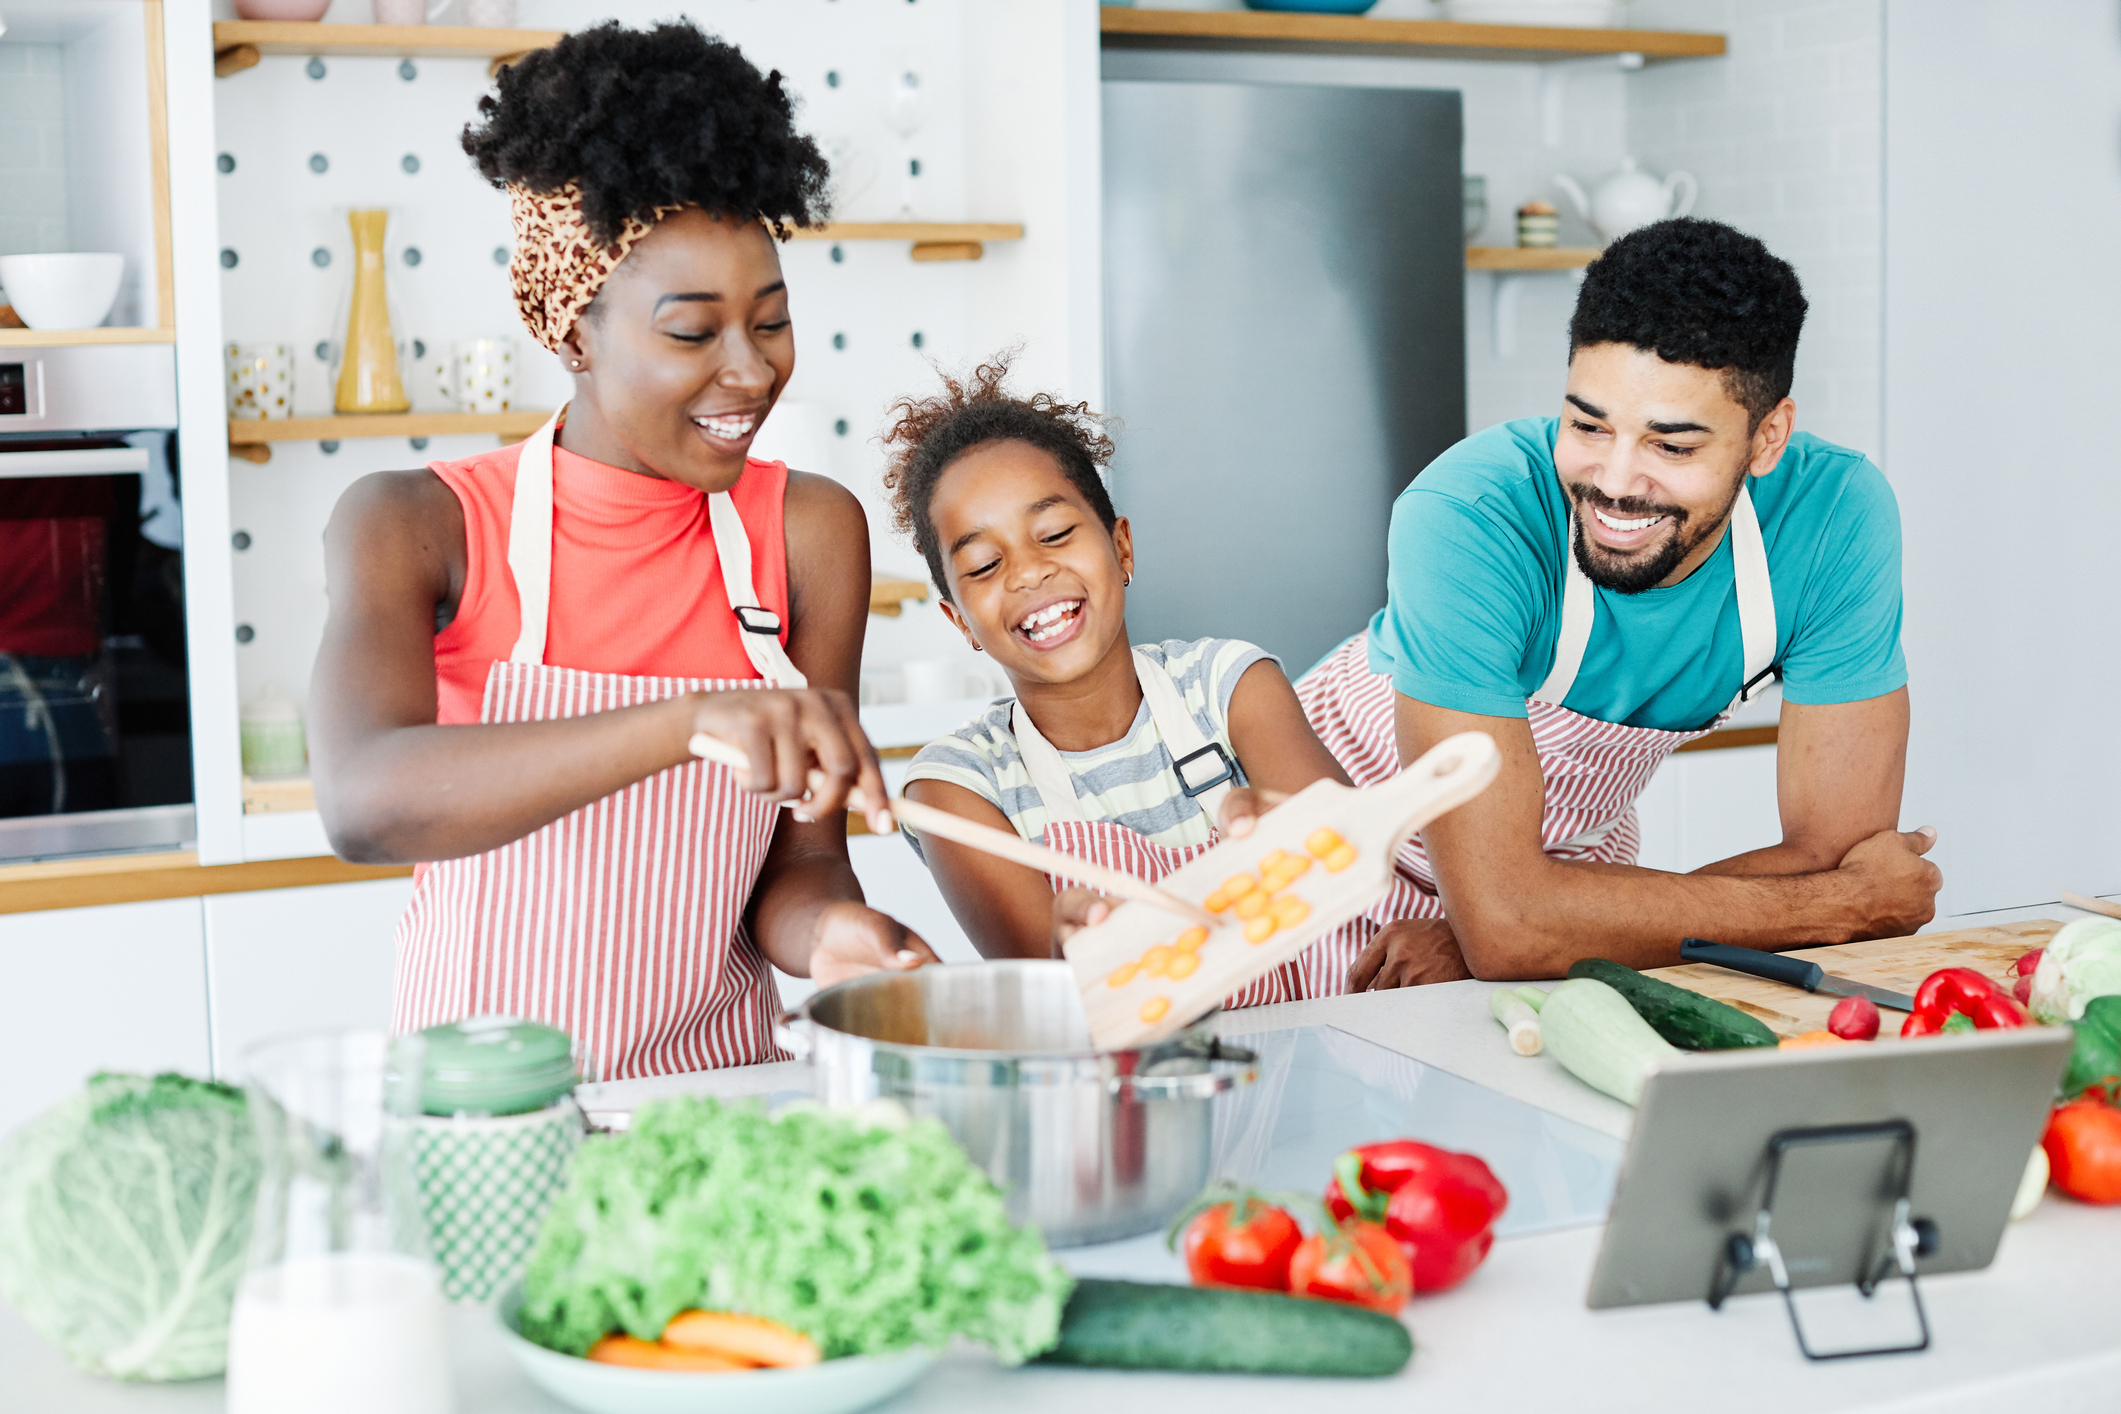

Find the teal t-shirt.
[{"left": 1365, "top": 418, "right": 1906, "bottom": 732}]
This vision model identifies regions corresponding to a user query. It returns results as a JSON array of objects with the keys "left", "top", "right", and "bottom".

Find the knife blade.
[{"left": 1679, "top": 938, "right": 1916, "bottom": 1013}]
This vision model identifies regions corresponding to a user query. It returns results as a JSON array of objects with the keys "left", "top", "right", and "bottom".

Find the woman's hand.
[
  {"left": 807, "top": 901, "right": 940, "bottom": 988},
  {"left": 1051, "top": 886, "right": 1116, "bottom": 956},
  {"left": 688, "top": 687, "right": 893, "bottom": 832},
  {"left": 1347, "top": 918, "right": 1473, "bottom": 990}
]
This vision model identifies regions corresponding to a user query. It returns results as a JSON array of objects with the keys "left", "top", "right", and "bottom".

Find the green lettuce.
[
  {"left": 0, "top": 1073, "right": 259, "bottom": 1381},
  {"left": 2030, "top": 918, "right": 2121, "bottom": 1023},
  {"left": 519, "top": 1097, "right": 1071, "bottom": 1364}
]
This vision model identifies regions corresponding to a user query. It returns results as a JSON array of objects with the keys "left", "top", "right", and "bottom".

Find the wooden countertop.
[{"left": 0, "top": 850, "right": 412, "bottom": 916}]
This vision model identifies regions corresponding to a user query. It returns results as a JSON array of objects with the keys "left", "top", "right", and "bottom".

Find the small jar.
[
  {"left": 1517, "top": 200, "right": 1560, "bottom": 249},
  {"left": 403, "top": 1016, "right": 582, "bottom": 1303}
]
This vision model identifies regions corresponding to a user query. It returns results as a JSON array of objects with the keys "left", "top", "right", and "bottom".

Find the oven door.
[{"left": 0, "top": 439, "right": 193, "bottom": 859}]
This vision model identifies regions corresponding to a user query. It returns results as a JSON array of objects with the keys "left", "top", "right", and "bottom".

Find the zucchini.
[
  {"left": 1540, "top": 977, "right": 1681, "bottom": 1105},
  {"left": 1035, "top": 1279, "right": 1412, "bottom": 1377},
  {"left": 1567, "top": 958, "right": 1777, "bottom": 1050}
]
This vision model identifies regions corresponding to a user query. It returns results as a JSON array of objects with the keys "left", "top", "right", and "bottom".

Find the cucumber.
[
  {"left": 1567, "top": 958, "right": 1778, "bottom": 1050},
  {"left": 1540, "top": 977, "right": 1681, "bottom": 1105},
  {"left": 1035, "top": 1279, "right": 1412, "bottom": 1377}
]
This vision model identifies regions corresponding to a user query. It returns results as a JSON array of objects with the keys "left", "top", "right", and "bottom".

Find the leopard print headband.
[{"left": 507, "top": 183, "right": 685, "bottom": 353}]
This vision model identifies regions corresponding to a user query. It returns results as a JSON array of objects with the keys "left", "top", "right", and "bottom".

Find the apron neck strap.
[
  {"left": 502, "top": 404, "right": 805, "bottom": 688},
  {"left": 1010, "top": 648, "right": 1235, "bottom": 833},
  {"left": 1529, "top": 482, "right": 1777, "bottom": 714}
]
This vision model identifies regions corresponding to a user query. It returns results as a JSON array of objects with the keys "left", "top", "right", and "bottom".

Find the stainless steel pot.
[{"left": 778, "top": 960, "right": 1257, "bottom": 1248}]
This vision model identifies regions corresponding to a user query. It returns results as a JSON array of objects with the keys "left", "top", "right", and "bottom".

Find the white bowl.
[
  {"left": 0, "top": 253, "right": 125, "bottom": 331},
  {"left": 496, "top": 1286, "right": 937, "bottom": 1414},
  {"left": 1443, "top": 0, "right": 1616, "bottom": 25}
]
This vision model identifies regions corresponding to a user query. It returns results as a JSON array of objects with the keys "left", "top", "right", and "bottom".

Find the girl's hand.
[
  {"left": 688, "top": 687, "right": 894, "bottom": 832},
  {"left": 1051, "top": 886, "right": 1115, "bottom": 956},
  {"left": 808, "top": 901, "right": 940, "bottom": 988},
  {"left": 1213, "top": 785, "right": 1290, "bottom": 840}
]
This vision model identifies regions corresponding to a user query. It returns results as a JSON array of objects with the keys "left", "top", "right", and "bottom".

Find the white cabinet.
[
  {"left": 0, "top": 898, "right": 211, "bottom": 1139},
  {"left": 1633, "top": 745, "right": 1780, "bottom": 875},
  {"left": 773, "top": 834, "right": 982, "bottom": 1011},
  {"left": 202, "top": 877, "right": 414, "bottom": 1076}
]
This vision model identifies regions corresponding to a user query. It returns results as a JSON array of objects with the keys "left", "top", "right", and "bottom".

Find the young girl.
[{"left": 886, "top": 358, "right": 1447, "bottom": 1002}]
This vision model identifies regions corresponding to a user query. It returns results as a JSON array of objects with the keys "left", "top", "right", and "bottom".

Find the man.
[{"left": 1296, "top": 217, "right": 1941, "bottom": 985}]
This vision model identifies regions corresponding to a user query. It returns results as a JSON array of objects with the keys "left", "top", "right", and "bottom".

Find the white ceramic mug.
[
  {"left": 435, "top": 337, "right": 514, "bottom": 414},
  {"left": 226, "top": 343, "right": 293, "bottom": 421},
  {"left": 461, "top": 0, "right": 517, "bottom": 25},
  {"left": 372, "top": 0, "right": 451, "bottom": 25}
]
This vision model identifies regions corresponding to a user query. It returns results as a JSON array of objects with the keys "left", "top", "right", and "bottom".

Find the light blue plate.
[{"left": 496, "top": 1287, "right": 936, "bottom": 1414}]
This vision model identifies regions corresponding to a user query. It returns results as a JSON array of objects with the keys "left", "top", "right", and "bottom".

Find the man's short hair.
[{"left": 1567, "top": 218, "right": 1807, "bottom": 428}]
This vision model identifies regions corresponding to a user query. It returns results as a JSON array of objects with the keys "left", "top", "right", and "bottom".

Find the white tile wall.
[
  {"left": 0, "top": 42, "right": 70, "bottom": 259},
  {"left": 1622, "top": 0, "right": 1884, "bottom": 459}
]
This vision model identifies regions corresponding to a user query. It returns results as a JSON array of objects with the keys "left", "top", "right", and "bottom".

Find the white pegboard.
[{"left": 212, "top": 0, "right": 1085, "bottom": 716}]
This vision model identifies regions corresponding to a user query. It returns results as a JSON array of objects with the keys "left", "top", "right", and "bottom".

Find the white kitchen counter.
[{"left": 10, "top": 897, "right": 2120, "bottom": 1413}]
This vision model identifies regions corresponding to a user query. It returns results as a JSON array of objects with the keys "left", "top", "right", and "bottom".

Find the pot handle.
[
  {"left": 1111, "top": 1041, "right": 1259, "bottom": 1101},
  {"left": 774, "top": 1010, "right": 814, "bottom": 1060}
]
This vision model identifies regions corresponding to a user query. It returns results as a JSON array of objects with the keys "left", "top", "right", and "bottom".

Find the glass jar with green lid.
[{"left": 403, "top": 1016, "right": 583, "bottom": 1302}]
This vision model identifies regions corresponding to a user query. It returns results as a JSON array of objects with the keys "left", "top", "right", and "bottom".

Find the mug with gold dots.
[
  {"left": 436, "top": 337, "right": 514, "bottom": 414},
  {"left": 225, "top": 342, "right": 293, "bottom": 420}
]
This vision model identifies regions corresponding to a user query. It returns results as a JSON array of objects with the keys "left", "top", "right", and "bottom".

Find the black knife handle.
[{"left": 1680, "top": 937, "right": 1825, "bottom": 992}]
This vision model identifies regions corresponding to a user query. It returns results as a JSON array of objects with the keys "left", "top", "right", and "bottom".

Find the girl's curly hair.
[
  {"left": 460, "top": 19, "right": 830, "bottom": 244},
  {"left": 881, "top": 354, "right": 1118, "bottom": 601}
]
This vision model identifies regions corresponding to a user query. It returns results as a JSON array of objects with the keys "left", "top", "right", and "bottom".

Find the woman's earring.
[
  {"left": 1123, "top": 573, "right": 1133, "bottom": 586},
  {"left": 569, "top": 359, "right": 584, "bottom": 370}
]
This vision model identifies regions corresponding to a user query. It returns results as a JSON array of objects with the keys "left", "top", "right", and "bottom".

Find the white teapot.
[{"left": 1553, "top": 157, "right": 1698, "bottom": 245}]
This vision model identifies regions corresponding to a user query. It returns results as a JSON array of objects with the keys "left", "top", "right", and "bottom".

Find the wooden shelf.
[
  {"left": 0, "top": 327, "right": 177, "bottom": 348},
  {"left": 870, "top": 573, "right": 932, "bottom": 618},
  {"left": 1467, "top": 246, "right": 1599, "bottom": 271},
  {"left": 243, "top": 775, "right": 315, "bottom": 815},
  {"left": 227, "top": 410, "right": 550, "bottom": 463},
  {"left": 1100, "top": 8, "right": 1724, "bottom": 61},
  {"left": 212, "top": 21, "right": 563, "bottom": 77},
  {"left": 789, "top": 222, "right": 1024, "bottom": 263},
  {"left": 0, "top": 848, "right": 411, "bottom": 917},
  {"left": 1673, "top": 724, "right": 1777, "bottom": 755}
]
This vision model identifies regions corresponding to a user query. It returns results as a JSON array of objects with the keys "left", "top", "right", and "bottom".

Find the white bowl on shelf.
[
  {"left": 0, "top": 253, "right": 125, "bottom": 331},
  {"left": 1443, "top": 0, "right": 1616, "bottom": 25}
]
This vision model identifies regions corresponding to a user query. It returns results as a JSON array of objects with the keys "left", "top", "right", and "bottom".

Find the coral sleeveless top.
[{"left": 428, "top": 440, "right": 791, "bottom": 725}]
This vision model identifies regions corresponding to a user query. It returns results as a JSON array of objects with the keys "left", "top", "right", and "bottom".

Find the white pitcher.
[{"left": 1553, "top": 157, "right": 1698, "bottom": 245}]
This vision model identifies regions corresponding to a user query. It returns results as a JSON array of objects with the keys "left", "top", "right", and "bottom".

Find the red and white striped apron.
[
  {"left": 1018, "top": 650, "right": 1378, "bottom": 1007},
  {"left": 393, "top": 407, "right": 808, "bottom": 1080},
  {"left": 1298, "top": 484, "right": 1781, "bottom": 918}
]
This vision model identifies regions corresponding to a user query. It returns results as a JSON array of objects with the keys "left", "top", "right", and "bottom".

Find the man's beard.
[{"left": 1567, "top": 477, "right": 1744, "bottom": 595}]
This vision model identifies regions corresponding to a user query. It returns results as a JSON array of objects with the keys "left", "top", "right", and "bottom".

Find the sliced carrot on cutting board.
[
  {"left": 587, "top": 1335, "right": 751, "bottom": 1371},
  {"left": 661, "top": 1310, "right": 822, "bottom": 1368}
]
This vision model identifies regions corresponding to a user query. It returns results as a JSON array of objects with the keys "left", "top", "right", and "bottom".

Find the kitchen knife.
[{"left": 1678, "top": 937, "right": 1916, "bottom": 1013}]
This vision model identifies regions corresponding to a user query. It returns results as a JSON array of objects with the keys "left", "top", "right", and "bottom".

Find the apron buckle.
[
  {"left": 734, "top": 605, "right": 782, "bottom": 636},
  {"left": 1173, "top": 742, "right": 1236, "bottom": 799},
  {"left": 1739, "top": 663, "right": 1782, "bottom": 703}
]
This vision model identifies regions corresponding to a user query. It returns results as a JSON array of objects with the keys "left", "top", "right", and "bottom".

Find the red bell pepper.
[
  {"left": 1900, "top": 966, "right": 2032, "bottom": 1037},
  {"left": 1322, "top": 1140, "right": 1508, "bottom": 1293}
]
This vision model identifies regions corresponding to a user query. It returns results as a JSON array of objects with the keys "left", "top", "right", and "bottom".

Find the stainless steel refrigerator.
[{"left": 1102, "top": 79, "right": 1466, "bottom": 674}]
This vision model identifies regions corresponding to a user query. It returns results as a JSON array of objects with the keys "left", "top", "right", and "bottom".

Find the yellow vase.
[{"left": 334, "top": 209, "right": 410, "bottom": 414}]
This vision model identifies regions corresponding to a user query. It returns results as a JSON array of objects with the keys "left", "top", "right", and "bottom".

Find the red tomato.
[
  {"left": 1181, "top": 1199, "right": 1302, "bottom": 1292},
  {"left": 2044, "top": 1098, "right": 2121, "bottom": 1204},
  {"left": 1287, "top": 1220, "right": 1411, "bottom": 1314},
  {"left": 1827, "top": 995, "right": 1880, "bottom": 1041}
]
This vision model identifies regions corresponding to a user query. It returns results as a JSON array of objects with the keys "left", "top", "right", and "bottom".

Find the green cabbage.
[
  {"left": 519, "top": 1097, "right": 1071, "bottom": 1363},
  {"left": 0, "top": 1073, "right": 259, "bottom": 1381},
  {"left": 2030, "top": 918, "right": 2121, "bottom": 1023}
]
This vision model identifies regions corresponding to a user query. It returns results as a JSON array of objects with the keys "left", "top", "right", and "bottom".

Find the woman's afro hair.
[
  {"left": 1568, "top": 217, "right": 1807, "bottom": 428},
  {"left": 461, "top": 19, "right": 830, "bottom": 244},
  {"left": 881, "top": 353, "right": 1119, "bottom": 601}
]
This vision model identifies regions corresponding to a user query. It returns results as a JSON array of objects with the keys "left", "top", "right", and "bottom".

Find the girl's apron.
[
  {"left": 392, "top": 408, "right": 807, "bottom": 1081},
  {"left": 1015, "top": 649, "right": 1360, "bottom": 1007},
  {"left": 1299, "top": 485, "right": 1780, "bottom": 918}
]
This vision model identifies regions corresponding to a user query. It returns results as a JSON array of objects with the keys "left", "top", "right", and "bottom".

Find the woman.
[
  {"left": 884, "top": 357, "right": 1448, "bottom": 1002},
  {"left": 309, "top": 21, "right": 932, "bottom": 1082}
]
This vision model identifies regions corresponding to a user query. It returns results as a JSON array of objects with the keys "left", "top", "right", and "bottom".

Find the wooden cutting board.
[{"left": 1641, "top": 918, "right": 2060, "bottom": 1039}]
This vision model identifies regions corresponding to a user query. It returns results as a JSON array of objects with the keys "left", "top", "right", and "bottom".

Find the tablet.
[{"left": 1585, "top": 1026, "right": 2072, "bottom": 1310}]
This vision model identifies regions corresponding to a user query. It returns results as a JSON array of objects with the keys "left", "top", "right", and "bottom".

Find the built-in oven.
[{"left": 0, "top": 343, "right": 191, "bottom": 860}]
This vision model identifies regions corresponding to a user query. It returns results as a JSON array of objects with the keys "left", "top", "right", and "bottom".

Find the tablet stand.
[{"left": 1706, "top": 1119, "right": 1941, "bottom": 1360}]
